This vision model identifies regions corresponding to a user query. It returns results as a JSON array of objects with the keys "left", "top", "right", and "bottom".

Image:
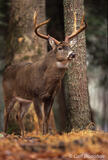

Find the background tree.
[
  {"left": 6, "top": 0, "right": 47, "bottom": 64},
  {"left": 45, "top": 0, "right": 66, "bottom": 132},
  {"left": 63, "top": 0, "right": 93, "bottom": 132},
  {"left": 2, "top": 0, "right": 49, "bottom": 134},
  {"left": 84, "top": 0, "right": 107, "bottom": 131},
  {"left": 0, "top": 0, "right": 7, "bottom": 131}
]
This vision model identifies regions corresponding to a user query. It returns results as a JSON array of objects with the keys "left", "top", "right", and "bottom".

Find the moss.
[
  {"left": 7, "top": 119, "right": 20, "bottom": 135},
  {"left": 22, "top": 55, "right": 30, "bottom": 60}
]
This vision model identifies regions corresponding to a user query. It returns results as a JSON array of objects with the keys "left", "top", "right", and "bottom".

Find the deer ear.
[{"left": 48, "top": 36, "right": 56, "bottom": 49}]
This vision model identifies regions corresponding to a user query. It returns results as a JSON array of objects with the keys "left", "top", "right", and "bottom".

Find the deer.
[{"left": 3, "top": 11, "right": 87, "bottom": 136}]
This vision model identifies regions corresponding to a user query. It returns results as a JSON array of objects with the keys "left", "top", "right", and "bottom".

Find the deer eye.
[{"left": 58, "top": 47, "right": 62, "bottom": 50}]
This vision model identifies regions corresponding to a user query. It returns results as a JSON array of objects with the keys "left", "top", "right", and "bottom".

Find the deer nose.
[{"left": 68, "top": 52, "right": 76, "bottom": 60}]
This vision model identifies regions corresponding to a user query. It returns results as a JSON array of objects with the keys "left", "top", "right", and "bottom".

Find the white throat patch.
[
  {"left": 67, "top": 51, "right": 72, "bottom": 58},
  {"left": 56, "top": 61, "right": 69, "bottom": 68}
]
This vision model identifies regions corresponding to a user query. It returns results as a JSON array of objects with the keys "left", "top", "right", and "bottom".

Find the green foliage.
[
  {"left": 0, "top": 12, "right": 5, "bottom": 18},
  {"left": 0, "top": 0, "right": 6, "bottom": 27},
  {"left": 23, "top": 56, "right": 30, "bottom": 60},
  {"left": 85, "top": 0, "right": 107, "bottom": 67},
  {"left": 85, "top": 0, "right": 107, "bottom": 89},
  {"left": 7, "top": 119, "right": 20, "bottom": 135}
]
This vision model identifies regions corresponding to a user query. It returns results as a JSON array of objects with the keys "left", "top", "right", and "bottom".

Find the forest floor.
[{"left": 0, "top": 130, "right": 108, "bottom": 160}]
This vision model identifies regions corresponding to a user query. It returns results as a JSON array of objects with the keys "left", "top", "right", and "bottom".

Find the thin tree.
[{"left": 0, "top": 0, "right": 8, "bottom": 131}]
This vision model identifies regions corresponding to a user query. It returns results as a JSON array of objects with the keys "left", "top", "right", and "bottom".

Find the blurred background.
[{"left": 0, "top": 0, "right": 107, "bottom": 131}]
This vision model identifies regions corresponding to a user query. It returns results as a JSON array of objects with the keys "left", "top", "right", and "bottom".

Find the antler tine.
[
  {"left": 65, "top": 12, "right": 87, "bottom": 42},
  {"left": 34, "top": 11, "right": 60, "bottom": 44},
  {"left": 34, "top": 11, "right": 50, "bottom": 40},
  {"left": 81, "top": 12, "right": 85, "bottom": 26},
  {"left": 34, "top": 11, "right": 37, "bottom": 28}
]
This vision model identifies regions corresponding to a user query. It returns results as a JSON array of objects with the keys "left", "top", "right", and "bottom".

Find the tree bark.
[
  {"left": 6, "top": 0, "right": 47, "bottom": 64},
  {"left": 0, "top": 0, "right": 8, "bottom": 131},
  {"left": 63, "top": 0, "right": 93, "bottom": 132}
]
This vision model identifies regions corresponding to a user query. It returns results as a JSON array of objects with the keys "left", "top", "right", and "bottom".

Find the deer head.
[{"left": 34, "top": 11, "right": 87, "bottom": 68}]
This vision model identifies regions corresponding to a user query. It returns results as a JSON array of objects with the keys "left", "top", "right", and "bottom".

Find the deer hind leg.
[
  {"left": 4, "top": 97, "right": 16, "bottom": 133},
  {"left": 16, "top": 102, "right": 25, "bottom": 137},
  {"left": 16, "top": 101, "right": 31, "bottom": 137}
]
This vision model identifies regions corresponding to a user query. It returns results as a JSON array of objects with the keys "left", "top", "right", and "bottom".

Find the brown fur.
[{"left": 3, "top": 39, "right": 75, "bottom": 135}]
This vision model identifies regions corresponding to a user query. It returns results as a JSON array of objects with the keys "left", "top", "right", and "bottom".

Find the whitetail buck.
[{"left": 3, "top": 11, "right": 87, "bottom": 136}]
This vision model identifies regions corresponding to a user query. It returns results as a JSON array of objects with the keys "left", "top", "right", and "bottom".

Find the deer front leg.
[
  {"left": 33, "top": 98, "right": 44, "bottom": 134},
  {"left": 43, "top": 98, "right": 54, "bottom": 134}
]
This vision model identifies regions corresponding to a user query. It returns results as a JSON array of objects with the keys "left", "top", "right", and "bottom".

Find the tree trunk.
[
  {"left": 63, "top": 0, "right": 93, "bottom": 132},
  {"left": 0, "top": 32, "right": 5, "bottom": 131},
  {"left": 0, "top": 0, "right": 8, "bottom": 131},
  {"left": 6, "top": 0, "right": 47, "bottom": 65}
]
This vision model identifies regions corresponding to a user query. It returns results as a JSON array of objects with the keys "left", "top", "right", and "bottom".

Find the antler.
[
  {"left": 34, "top": 11, "right": 60, "bottom": 45},
  {"left": 65, "top": 12, "right": 87, "bottom": 42}
]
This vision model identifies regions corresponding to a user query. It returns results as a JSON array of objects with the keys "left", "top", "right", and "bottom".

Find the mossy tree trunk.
[{"left": 63, "top": 0, "right": 93, "bottom": 132}]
